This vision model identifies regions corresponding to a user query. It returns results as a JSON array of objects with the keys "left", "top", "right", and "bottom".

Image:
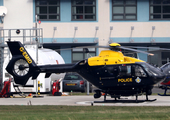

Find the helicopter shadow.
[{"left": 94, "top": 99, "right": 157, "bottom": 103}]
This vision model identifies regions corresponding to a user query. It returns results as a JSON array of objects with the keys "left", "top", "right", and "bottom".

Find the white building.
[{"left": 0, "top": 0, "right": 170, "bottom": 85}]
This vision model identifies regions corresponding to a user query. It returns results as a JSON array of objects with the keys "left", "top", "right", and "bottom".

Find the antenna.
[{"left": 0, "top": 6, "right": 8, "bottom": 23}]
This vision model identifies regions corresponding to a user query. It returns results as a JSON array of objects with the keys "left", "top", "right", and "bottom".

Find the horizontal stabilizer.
[
  {"left": 32, "top": 72, "right": 40, "bottom": 79},
  {"left": 45, "top": 73, "right": 52, "bottom": 78}
]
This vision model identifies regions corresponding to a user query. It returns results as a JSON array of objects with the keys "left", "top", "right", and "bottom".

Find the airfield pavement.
[
  {"left": 0, "top": 95, "right": 170, "bottom": 106},
  {"left": 0, "top": 87, "right": 169, "bottom": 106}
]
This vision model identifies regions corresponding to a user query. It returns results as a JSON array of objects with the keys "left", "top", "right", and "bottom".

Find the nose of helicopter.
[{"left": 152, "top": 74, "right": 166, "bottom": 85}]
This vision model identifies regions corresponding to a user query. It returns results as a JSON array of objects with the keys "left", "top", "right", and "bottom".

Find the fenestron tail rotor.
[
  {"left": 14, "top": 59, "right": 29, "bottom": 76},
  {"left": 6, "top": 41, "right": 40, "bottom": 85}
]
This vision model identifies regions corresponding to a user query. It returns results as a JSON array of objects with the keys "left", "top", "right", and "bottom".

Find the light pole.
[{"left": 35, "top": 15, "right": 38, "bottom": 96}]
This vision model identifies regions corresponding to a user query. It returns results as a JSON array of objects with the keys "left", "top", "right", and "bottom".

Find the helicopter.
[
  {"left": 5, "top": 41, "right": 170, "bottom": 102},
  {"left": 157, "top": 63, "right": 170, "bottom": 96}
]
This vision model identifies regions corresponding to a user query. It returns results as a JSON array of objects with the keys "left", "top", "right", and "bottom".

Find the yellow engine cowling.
[{"left": 88, "top": 50, "right": 144, "bottom": 66}]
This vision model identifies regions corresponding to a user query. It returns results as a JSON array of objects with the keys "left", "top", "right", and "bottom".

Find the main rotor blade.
[
  {"left": 127, "top": 46, "right": 170, "bottom": 51},
  {"left": 118, "top": 46, "right": 154, "bottom": 56},
  {"left": 55, "top": 45, "right": 109, "bottom": 51},
  {"left": 54, "top": 43, "right": 160, "bottom": 56}
]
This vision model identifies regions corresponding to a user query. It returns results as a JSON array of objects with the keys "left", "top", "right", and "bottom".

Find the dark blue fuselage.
[{"left": 76, "top": 61, "right": 165, "bottom": 95}]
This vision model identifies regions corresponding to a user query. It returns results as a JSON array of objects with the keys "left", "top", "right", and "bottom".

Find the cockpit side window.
[
  {"left": 107, "top": 66, "right": 119, "bottom": 77},
  {"left": 118, "top": 65, "right": 131, "bottom": 77},
  {"left": 134, "top": 65, "right": 147, "bottom": 77}
]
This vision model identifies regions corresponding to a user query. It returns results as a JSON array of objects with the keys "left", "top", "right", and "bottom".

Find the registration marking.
[{"left": 66, "top": 83, "right": 76, "bottom": 86}]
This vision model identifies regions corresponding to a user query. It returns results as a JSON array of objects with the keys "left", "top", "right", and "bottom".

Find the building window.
[
  {"left": 72, "top": 48, "right": 96, "bottom": 63},
  {"left": 162, "top": 51, "right": 170, "bottom": 65},
  {"left": 112, "top": 0, "right": 137, "bottom": 20},
  {"left": 71, "top": 0, "right": 96, "bottom": 21},
  {"left": 150, "top": 0, "right": 170, "bottom": 20},
  {"left": 35, "top": 0, "right": 60, "bottom": 21}
]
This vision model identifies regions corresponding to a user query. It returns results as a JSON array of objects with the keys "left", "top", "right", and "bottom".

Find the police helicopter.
[{"left": 5, "top": 41, "right": 170, "bottom": 102}]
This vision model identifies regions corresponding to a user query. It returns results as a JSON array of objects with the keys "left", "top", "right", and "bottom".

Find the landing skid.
[
  {"left": 94, "top": 98, "right": 157, "bottom": 104},
  {"left": 102, "top": 92, "right": 157, "bottom": 103},
  {"left": 145, "top": 99, "right": 157, "bottom": 102},
  {"left": 158, "top": 87, "right": 170, "bottom": 96},
  {"left": 158, "top": 93, "right": 170, "bottom": 96}
]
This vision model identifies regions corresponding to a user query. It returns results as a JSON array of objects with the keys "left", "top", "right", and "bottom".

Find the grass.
[{"left": 0, "top": 106, "right": 170, "bottom": 120}]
